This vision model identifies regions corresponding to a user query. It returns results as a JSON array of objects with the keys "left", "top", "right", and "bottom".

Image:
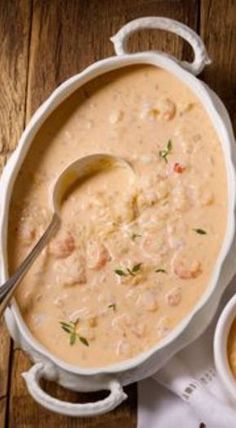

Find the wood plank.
[
  {"left": 8, "top": 1, "right": 199, "bottom": 427},
  {"left": 0, "top": 319, "right": 10, "bottom": 396},
  {"left": 0, "top": 0, "right": 32, "bottom": 159},
  {"left": 0, "top": 396, "right": 7, "bottom": 428},
  {"left": 0, "top": 1, "right": 32, "bottom": 427},
  {"left": 200, "top": 0, "right": 236, "bottom": 131}
]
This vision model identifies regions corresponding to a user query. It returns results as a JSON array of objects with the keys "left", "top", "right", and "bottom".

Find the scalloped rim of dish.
[{"left": 0, "top": 52, "right": 235, "bottom": 376}]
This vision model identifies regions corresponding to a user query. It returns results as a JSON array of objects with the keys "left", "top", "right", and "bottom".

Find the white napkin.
[{"left": 138, "top": 275, "right": 236, "bottom": 428}]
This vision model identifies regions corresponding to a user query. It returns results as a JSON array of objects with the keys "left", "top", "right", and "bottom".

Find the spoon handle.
[{"left": 0, "top": 213, "right": 59, "bottom": 318}]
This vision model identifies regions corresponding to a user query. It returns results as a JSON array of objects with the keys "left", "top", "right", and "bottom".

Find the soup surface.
[{"left": 8, "top": 65, "right": 227, "bottom": 368}]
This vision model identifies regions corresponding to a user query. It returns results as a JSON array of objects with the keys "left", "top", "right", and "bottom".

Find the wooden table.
[{"left": 0, "top": 1, "right": 235, "bottom": 426}]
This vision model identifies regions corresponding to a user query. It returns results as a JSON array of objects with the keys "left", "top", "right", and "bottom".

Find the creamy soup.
[
  {"left": 228, "top": 319, "right": 236, "bottom": 376},
  {"left": 8, "top": 65, "right": 227, "bottom": 368}
]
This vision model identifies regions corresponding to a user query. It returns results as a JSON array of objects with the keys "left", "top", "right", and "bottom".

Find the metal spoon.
[{"left": 0, "top": 153, "right": 134, "bottom": 317}]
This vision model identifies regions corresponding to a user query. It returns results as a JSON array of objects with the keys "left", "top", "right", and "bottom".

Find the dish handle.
[
  {"left": 110, "top": 17, "right": 211, "bottom": 76},
  {"left": 22, "top": 362, "right": 127, "bottom": 417}
]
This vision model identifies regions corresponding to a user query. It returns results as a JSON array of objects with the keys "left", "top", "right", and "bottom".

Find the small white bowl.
[{"left": 214, "top": 295, "right": 236, "bottom": 400}]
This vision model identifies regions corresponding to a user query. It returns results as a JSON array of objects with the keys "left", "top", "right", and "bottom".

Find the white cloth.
[{"left": 138, "top": 275, "right": 236, "bottom": 428}]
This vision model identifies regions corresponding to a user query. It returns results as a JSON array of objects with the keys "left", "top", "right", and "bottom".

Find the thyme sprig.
[
  {"left": 60, "top": 320, "right": 89, "bottom": 346},
  {"left": 193, "top": 228, "right": 207, "bottom": 235},
  {"left": 131, "top": 233, "right": 142, "bottom": 241},
  {"left": 115, "top": 263, "right": 142, "bottom": 277},
  {"left": 159, "top": 139, "right": 172, "bottom": 163},
  {"left": 155, "top": 268, "right": 167, "bottom": 274},
  {"left": 108, "top": 303, "right": 117, "bottom": 311}
]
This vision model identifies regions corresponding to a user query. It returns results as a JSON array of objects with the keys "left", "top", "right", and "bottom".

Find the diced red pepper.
[{"left": 173, "top": 163, "right": 185, "bottom": 173}]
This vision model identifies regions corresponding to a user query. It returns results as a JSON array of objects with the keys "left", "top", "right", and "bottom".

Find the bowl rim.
[
  {"left": 214, "top": 295, "right": 236, "bottom": 399},
  {"left": 1, "top": 51, "right": 236, "bottom": 376}
]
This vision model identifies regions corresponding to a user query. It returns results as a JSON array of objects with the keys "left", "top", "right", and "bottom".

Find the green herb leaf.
[
  {"left": 60, "top": 320, "right": 77, "bottom": 345},
  {"left": 79, "top": 336, "right": 89, "bottom": 347},
  {"left": 70, "top": 331, "right": 77, "bottom": 346},
  {"left": 115, "top": 264, "right": 142, "bottom": 278},
  {"left": 167, "top": 139, "right": 172, "bottom": 151},
  {"left": 193, "top": 228, "right": 207, "bottom": 235},
  {"left": 127, "top": 267, "right": 135, "bottom": 276},
  {"left": 131, "top": 233, "right": 142, "bottom": 240},
  {"left": 132, "top": 263, "right": 142, "bottom": 273},
  {"left": 115, "top": 269, "right": 127, "bottom": 276},
  {"left": 155, "top": 268, "right": 167, "bottom": 273},
  {"left": 60, "top": 319, "right": 84, "bottom": 346},
  {"left": 108, "top": 303, "right": 116, "bottom": 311},
  {"left": 60, "top": 321, "right": 74, "bottom": 327},
  {"left": 159, "top": 139, "right": 173, "bottom": 163},
  {"left": 60, "top": 321, "right": 73, "bottom": 334},
  {"left": 61, "top": 325, "right": 72, "bottom": 334}
]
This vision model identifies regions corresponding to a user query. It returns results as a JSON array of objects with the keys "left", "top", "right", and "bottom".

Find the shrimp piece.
[
  {"left": 50, "top": 232, "right": 75, "bottom": 259},
  {"left": 166, "top": 288, "right": 182, "bottom": 306},
  {"left": 65, "top": 257, "right": 87, "bottom": 285},
  {"left": 57, "top": 253, "right": 87, "bottom": 286},
  {"left": 157, "top": 317, "right": 171, "bottom": 338},
  {"left": 136, "top": 290, "right": 158, "bottom": 312},
  {"left": 86, "top": 240, "right": 111, "bottom": 270},
  {"left": 172, "top": 250, "right": 202, "bottom": 279},
  {"left": 167, "top": 221, "right": 187, "bottom": 250},
  {"left": 174, "top": 260, "right": 201, "bottom": 279},
  {"left": 113, "top": 314, "right": 145, "bottom": 340},
  {"left": 142, "top": 234, "right": 168, "bottom": 260},
  {"left": 131, "top": 322, "right": 147, "bottom": 338},
  {"left": 160, "top": 98, "right": 176, "bottom": 121},
  {"left": 140, "top": 98, "right": 176, "bottom": 121}
]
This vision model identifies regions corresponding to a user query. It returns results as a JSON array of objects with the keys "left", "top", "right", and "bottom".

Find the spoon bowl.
[{"left": 52, "top": 153, "right": 135, "bottom": 215}]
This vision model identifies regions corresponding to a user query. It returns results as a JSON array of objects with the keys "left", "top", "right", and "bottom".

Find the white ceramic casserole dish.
[{"left": 0, "top": 17, "right": 236, "bottom": 417}]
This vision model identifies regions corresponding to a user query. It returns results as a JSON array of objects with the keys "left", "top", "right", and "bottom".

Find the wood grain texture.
[
  {"left": 0, "top": 320, "right": 10, "bottom": 400},
  {"left": 200, "top": 0, "right": 236, "bottom": 130},
  {"left": 0, "top": 0, "right": 32, "bottom": 426},
  {"left": 0, "top": 396, "right": 7, "bottom": 428},
  {"left": 1, "top": 0, "right": 235, "bottom": 426},
  {"left": 26, "top": 0, "right": 199, "bottom": 118},
  {"left": 0, "top": 0, "right": 32, "bottom": 161}
]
